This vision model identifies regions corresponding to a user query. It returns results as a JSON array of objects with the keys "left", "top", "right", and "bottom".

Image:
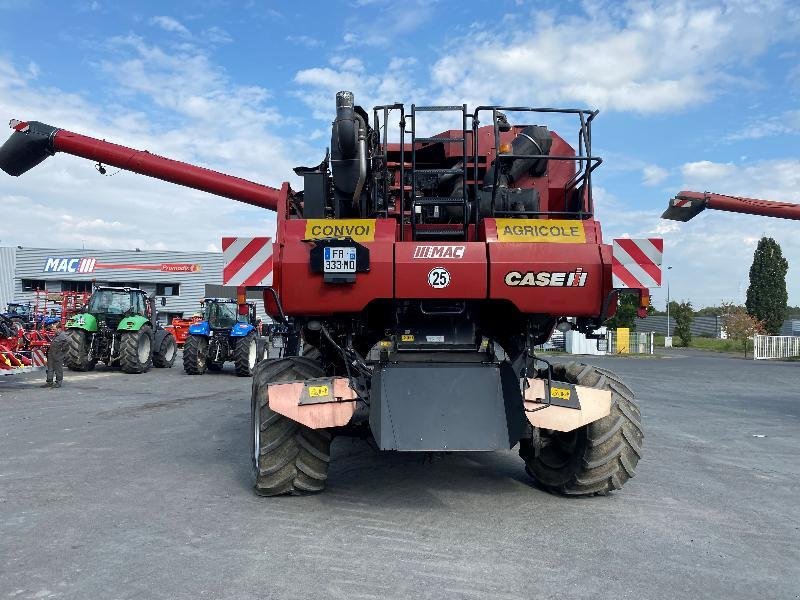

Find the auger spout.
[
  {"left": 0, "top": 119, "right": 287, "bottom": 211},
  {"left": 662, "top": 190, "right": 800, "bottom": 222}
]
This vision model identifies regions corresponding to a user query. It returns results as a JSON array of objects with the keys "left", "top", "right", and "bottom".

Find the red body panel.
[
  {"left": 280, "top": 219, "right": 396, "bottom": 315},
  {"left": 487, "top": 243, "right": 606, "bottom": 316},
  {"left": 276, "top": 214, "right": 613, "bottom": 317},
  {"left": 395, "top": 243, "right": 487, "bottom": 299}
]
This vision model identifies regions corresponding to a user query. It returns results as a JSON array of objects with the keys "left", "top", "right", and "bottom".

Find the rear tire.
[
  {"left": 520, "top": 362, "right": 643, "bottom": 496},
  {"left": 234, "top": 331, "right": 258, "bottom": 377},
  {"left": 65, "top": 329, "right": 95, "bottom": 372},
  {"left": 183, "top": 334, "right": 208, "bottom": 375},
  {"left": 153, "top": 333, "right": 177, "bottom": 368},
  {"left": 119, "top": 325, "right": 153, "bottom": 374},
  {"left": 251, "top": 356, "right": 331, "bottom": 496}
]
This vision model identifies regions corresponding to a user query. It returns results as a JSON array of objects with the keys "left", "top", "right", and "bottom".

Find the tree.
[
  {"left": 670, "top": 300, "right": 694, "bottom": 346},
  {"left": 721, "top": 302, "right": 765, "bottom": 354},
  {"left": 604, "top": 294, "right": 653, "bottom": 329},
  {"left": 746, "top": 237, "right": 789, "bottom": 335},
  {"left": 695, "top": 305, "right": 725, "bottom": 316}
]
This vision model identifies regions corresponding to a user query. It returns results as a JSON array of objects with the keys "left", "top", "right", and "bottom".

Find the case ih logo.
[
  {"left": 44, "top": 257, "right": 97, "bottom": 273},
  {"left": 412, "top": 245, "right": 465, "bottom": 259},
  {"left": 505, "top": 268, "right": 588, "bottom": 287}
]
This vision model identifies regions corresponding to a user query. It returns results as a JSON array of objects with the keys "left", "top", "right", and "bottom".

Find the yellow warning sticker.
[
  {"left": 551, "top": 387, "right": 571, "bottom": 401},
  {"left": 308, "top": 385, "right": 330, "bottom": 397},
  {"left": 495, "top": 219, "right": 586, "bottom": 243},
  {"left": 305, "top": 219, "right": 376, "bottom": 242},
  {"left": 400, "top": 334, "right": 414, "bottom": 342}
]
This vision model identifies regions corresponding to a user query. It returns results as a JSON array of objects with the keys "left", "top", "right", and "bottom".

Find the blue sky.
[{"left": 0, "top": 0, "right": 798, "bottom": 308}]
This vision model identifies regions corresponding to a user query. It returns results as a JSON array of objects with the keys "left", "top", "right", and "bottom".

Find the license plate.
[{"left": 323, "top": 247, "right": 356, "bottom": 273}]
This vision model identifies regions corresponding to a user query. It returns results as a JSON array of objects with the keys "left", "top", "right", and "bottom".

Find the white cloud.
[
  {"left": 202, "top": 26, "right": 232, "bottom": 45},
  {"left": 150, "top": 16, "right": 190, "bottom": 37},
  {"left": 681, "top": 159, "right": 800, "bottom": 202},
  {"left": 0, "top": 38, "right": 318, "bottom": 254},
  {"left": 286, "top": 35, "right": 323, "bottom": 49},
  {"left": 642, "top": 165, "right": 668, "bottom": 186},
  {"left": 726, "top": 110, "right": 800, "bottom": 140},
  {"left": 598, "top": 158, "right": 800, "bottom": 308},
  {"left": 294, "top": 55, "right": 423, "bottom": 121},
  {"left": 422, "top": 1, "right": 800, "bottom": 112},
  {"left": 341, "top": 0, "right": 434, "bottom": 48}
]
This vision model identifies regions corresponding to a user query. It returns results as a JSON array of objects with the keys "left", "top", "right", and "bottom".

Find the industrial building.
[{"left": 0, "top": 246, "right": 268, "bottom": 323}]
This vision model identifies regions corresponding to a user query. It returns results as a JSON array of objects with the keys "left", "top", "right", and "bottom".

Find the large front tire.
[
  {"left": 119, "top": 325, "right": 153, "bottom": 374},
  {"left": 234, "top": 331, "right": 258, "bottom": 377},
  {"left": 65, "top": 329, "right": 95, "bottom": 372},
  {"left": 251, "top": 356, "right": 332, "bottom": 496},
  {"left": 520, "top": 362, "right": 643, "bottom": 496},
  {"left": 183, "top": 334, "right": 208, "bottom": 375}
]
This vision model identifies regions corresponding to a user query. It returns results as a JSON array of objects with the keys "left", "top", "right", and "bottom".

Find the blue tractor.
[
  {"left": 2, "top": 301, "right": 59, "bottom": 330},
  {"left": 182, "top": 298, "right": 265, "bottom": 376}
]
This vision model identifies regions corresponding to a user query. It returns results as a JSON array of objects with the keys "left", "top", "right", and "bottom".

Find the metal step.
[
  {"left": 413, "top": 228, "right": 467, "bottom": 238},
  {"left": 412, "top": 197, "right": 466, "bottom": 206},
  {"left": 413, "top": 168, "right": 464, "bottom": 175}
]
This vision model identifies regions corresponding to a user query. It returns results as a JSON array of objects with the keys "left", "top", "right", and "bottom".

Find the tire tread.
[{"left": 521, "top": 361, "right": 643, "bottom": 496}]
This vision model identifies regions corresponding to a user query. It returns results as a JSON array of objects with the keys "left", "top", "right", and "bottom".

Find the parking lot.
[{"left": 1, "top": 350, "right": 798, "bottom": 600}]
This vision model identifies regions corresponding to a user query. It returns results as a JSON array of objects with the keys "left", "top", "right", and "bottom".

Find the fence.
[
  {"left": 606, "top": 331, "right": 654, "bottom": 355},
  {"left": 535, "top": 330, "right": 654, "bottom": 355},
  {"left": 753, "top": 335, "right": 800, "bottom": 360},
  {"left": 535, "top": 330, "right": 565, "bottom": 352},
  {"left": 634, "top": 315, "right": 723, "bottom": 338}
]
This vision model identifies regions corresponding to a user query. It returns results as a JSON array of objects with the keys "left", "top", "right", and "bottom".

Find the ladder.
[{"left": 408, "top": 104, "right": 469, "bottom": 241}]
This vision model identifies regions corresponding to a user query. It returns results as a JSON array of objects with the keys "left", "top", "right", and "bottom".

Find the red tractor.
[{"left": 0, "top": 94, "right": 653, "bottom": 496}]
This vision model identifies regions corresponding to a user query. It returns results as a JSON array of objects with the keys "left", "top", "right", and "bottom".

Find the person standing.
[{"left": 42, "top": 326, "right": 70, "bottom": 388}]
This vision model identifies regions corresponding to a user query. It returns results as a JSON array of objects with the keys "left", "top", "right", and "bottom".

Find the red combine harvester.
[
  {"left": 0, "top": 94, "right": 658, "bottom": 496},
  {"left": 662, "top": 190, "right": 800, "bottom": 222}
]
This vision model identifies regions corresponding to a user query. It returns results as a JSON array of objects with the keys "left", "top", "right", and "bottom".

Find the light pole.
[{"left": 665, "top": 266, "right": 673, "bottom": 341}]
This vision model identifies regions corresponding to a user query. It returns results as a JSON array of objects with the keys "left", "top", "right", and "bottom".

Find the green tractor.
[{"left": 64, "top": 286, "right": 177, "bottom": 373}]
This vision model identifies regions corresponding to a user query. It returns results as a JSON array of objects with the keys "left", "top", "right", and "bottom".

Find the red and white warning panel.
[
  {"left": 612, "top": 238, "right": 663, "bottom": 288},
  {"left": 222, "top": 237, "right": 273, "bottom": 286},
  {"left": 31, "top": 349, "right": 47, "bottom": 367}
]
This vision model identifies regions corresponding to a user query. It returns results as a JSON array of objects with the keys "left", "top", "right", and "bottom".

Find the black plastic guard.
[
  {"left": 0, "top": 121, "right": 58, "bottom": 176},
  {"left": 369, "top": 361, "right": 525, "bottom": 451}
]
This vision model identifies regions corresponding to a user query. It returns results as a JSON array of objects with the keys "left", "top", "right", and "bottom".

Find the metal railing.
[
  {"left": 606, "top": 331, "right": 654, "bottom": 355},
  {"left": 753, "top": 335, "right": 800, "bottom": 360}
]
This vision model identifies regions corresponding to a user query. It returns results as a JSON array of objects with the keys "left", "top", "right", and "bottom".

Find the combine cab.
[
  {"left": 183, "top": 297, "right": 265, "bottom": 376},
  {"left": 64, "top": 286, "right": 177, "bottom": 373},
  {"left": 0, "top": 95, "right": 658, "bottom": 496}
]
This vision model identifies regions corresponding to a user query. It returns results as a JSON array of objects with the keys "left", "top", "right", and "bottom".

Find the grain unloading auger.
[
  {"left": 662, "top": 190, "right": 800, "bottom": 221},
  {"left": 1, "top": 93, "right": 657, "bottom": 496}
]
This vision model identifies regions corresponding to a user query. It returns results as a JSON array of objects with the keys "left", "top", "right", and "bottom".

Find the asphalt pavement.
[{"left": 1, "top": 349, "right": 798, "bottom": 599}]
